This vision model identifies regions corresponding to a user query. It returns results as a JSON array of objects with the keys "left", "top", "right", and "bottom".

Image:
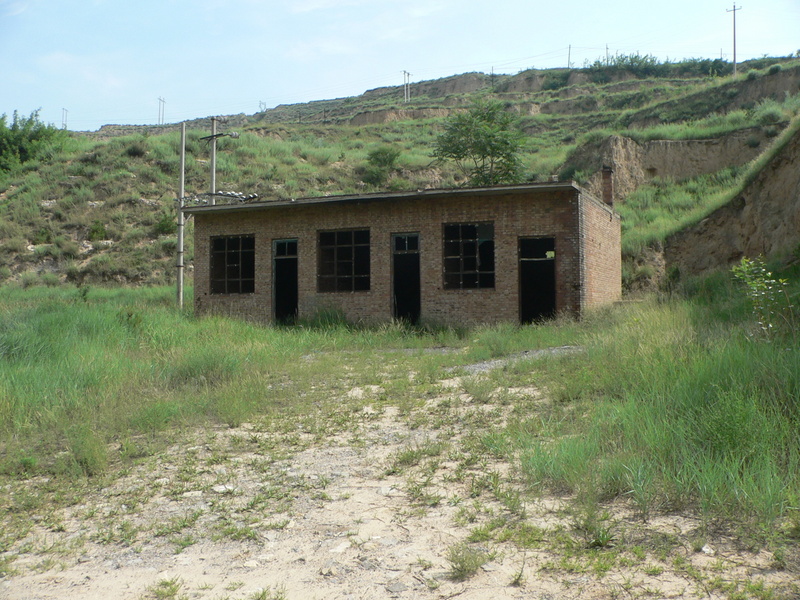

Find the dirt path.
[{"left": 2, "top": 366, "right": 797, "bottom": 600}]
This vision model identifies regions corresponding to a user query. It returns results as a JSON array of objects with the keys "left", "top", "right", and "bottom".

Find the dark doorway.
[
  {"left": 273, "top": 239, "right": 298, "bottom": 323},
  {"left": 392, "top": 233, "right": 421, "bottom": 323},
  {"left": 519, "top": 237, "right": 556, "bottom": 323}
]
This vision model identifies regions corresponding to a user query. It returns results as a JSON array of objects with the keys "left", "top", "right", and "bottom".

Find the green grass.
[
  {"left": 0, "top": 266, "right": 799, "bottom": 598},
  {"left": 0, "top": 284, "right": 472, "bottom": 475},
  {"left": 514, "top": 271, "right": 800, "bottom": 529},
  {"left": 1, "top": 264, "right": 798, "bottom": 538}
]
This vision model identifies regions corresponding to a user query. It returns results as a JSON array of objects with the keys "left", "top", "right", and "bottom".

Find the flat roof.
[{"left": 182, "top": 181, "right": 589, "bottom": 215}]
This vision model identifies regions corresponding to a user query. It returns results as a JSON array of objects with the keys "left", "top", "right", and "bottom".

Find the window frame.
[
  {"left": 442, "top": 222, "right": 495, "bottom": 290},
  {"left": 317, "top": 228, "right": 370, "bottom": 293},
  {"left": 209, "top": 234, "right": 256, "bottom": 295}
]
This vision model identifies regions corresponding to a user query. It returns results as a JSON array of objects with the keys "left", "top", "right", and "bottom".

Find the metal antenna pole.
[
  {"left": 727, "top": 4, "right": 741, "bottom": 76},
  {"left": 210, "top": 117, "right": 217, "bottom": 206},
  {"left": 177, "top": 122, "right": 186, "bottom": 309}
]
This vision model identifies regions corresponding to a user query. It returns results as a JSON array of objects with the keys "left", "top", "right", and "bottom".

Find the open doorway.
[
  {"left": 392, "top": 233, "right": 421, "bottom": 323},
  {"left": 519, "top": 237, "right": 556, "bottom": 323},
  {"left": 273, "top": 239, "right": 298, "bottom": 324}
]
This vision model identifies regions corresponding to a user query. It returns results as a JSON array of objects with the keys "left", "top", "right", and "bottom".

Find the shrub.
[
  {"left": 732, "top": 256, "right": 796, "bottom": 341},
  {"left": 87, "top": 220, "right": 108, "bottom": 241},
  {"left": 124, "top": 140, "right": 147, "bottom": 158},
  {"left": 40, "top": 272, "right": 60, "bottom": 287},
  {"left": 745, "top": 135, "right": 761, "bottom": 148},
  {"left": 367, "top": 145, "right": 401, "bottom": 168},
  {"left": 32, "top": 227, "right": 53, "bottom": 244},
  {"left": 153, "top": 211, "right": 176, "bottom": 236},
  {"left": 2, "top": 237, "right": 28, "bottom": 253},
  {"left": 20, "top": 271, "right": 39, "bottom": 288},
  {"left": 54, "top": 236, "right": 80, "bottom": 258}
]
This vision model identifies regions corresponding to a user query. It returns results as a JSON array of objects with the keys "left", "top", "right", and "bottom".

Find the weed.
[
  {"left": 572, "top": 508, "right": 617, "bottom": 549},
  {"left": 732, "top": 256, "right": 796, "bottom": 341},
  {"left": 145, "top": 577, "right": 186, "bottom": 600},
  {"left": 446, "top": 543, "right": 494, "bottom": 581},
  {"left": 171, "top": 534, "right": 197, "bottom": 554},
  {"left": 248, "top": 586, "right": 287, "bottom": 600}
]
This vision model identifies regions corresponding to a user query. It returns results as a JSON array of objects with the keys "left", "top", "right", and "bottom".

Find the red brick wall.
[
  {"left": 192, "top": 187, "right": 620, "bottom": 324},
  {"left": 580, "top": 191, "right": 622, "bottom": 310}
]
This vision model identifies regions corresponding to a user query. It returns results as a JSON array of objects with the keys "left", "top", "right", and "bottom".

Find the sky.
[{"left": 1, "top": 0, "right": 798, "bottom": 132}]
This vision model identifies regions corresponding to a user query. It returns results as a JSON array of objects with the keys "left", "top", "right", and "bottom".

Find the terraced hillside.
[{"left": 1, "top": 56, "right": 799, "bottom": 289}]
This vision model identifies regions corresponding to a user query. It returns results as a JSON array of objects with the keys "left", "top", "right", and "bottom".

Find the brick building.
[{"left": 185, "top": 182, "right": 621, "bottom": 325}]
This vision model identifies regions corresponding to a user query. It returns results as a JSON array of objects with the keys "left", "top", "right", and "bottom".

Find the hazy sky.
[{"left": 1, "top": 0, "right": 798, "bottom": 131}]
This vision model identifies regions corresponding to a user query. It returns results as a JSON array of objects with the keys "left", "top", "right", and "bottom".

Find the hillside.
[{"left": 1, "top": 55, "right": 800, "bottom": 289}]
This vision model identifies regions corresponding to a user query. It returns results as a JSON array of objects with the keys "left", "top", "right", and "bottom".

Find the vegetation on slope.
[{"left": 0, "top": 55, "right": 799, "bottom": 288}]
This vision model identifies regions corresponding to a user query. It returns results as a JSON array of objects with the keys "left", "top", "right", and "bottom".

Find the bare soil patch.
[{"left": 1, "top": 363, "right": 797, "bottom": 600}]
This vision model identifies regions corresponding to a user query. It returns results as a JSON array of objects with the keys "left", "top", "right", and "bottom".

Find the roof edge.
[{"left": 183, "top": 182, "right": 589, "bottom": 214}]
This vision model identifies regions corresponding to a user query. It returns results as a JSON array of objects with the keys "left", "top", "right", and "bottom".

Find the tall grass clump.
[
  {"left": 0, "top": 285, "right": 484, "bottom": 477},
  {"left": 516, "top": 269, "right": 800, "bottom": 530}
]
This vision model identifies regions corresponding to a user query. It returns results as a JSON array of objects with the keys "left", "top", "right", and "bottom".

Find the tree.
[
  {"left": 433, "top": 99, "right": 523, "bottom": 186},
  {"left": 0, "top": 110, "right": 66, "bottom": 172}
]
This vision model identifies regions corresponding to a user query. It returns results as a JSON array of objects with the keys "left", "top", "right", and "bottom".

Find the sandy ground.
[{"left": 2, "top": 366, "right": 798, "bottom": 600}]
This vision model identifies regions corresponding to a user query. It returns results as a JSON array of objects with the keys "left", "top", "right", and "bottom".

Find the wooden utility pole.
[{"left": 727, "top": 4, "right": 742, "bottom": 76}]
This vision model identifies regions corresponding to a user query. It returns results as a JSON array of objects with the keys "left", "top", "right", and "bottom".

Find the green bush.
[
  {"left": 2, "top": 237, "right": 28, "bottom": 253},
  {"left": 19, "top": 271, "right": 39, "bottom": 288},
  {"left": 124, "top": 140, "right": 147, "bottom": 158},
  {"left": 153, "top": 211, "right": 176, "bottom": 236},
  {"left": 87, "top": 220, "right": 108, "bottom": 241},
  {"left": 54, "top": 236, "right": 80, "bottom": 258},
  {"left": 0, "top": 110, "right": 68, "bottom": 172},
  {"left": 40, "top": 272, "right": 60, "bottom": 287}
]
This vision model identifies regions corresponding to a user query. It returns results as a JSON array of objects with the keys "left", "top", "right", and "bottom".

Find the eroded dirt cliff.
[{"left": 664, "top": 124, "right": 800, "bottom": 276}]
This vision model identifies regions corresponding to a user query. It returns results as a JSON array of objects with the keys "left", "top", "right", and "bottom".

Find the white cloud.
[{"left": 0, "top": 0, "right": 29, "bottom": 16}]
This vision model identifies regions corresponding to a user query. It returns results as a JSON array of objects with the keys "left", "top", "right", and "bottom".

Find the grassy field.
[
  {"left": 0, "top": 263, "right": 799, "bottom": 597},
  {"left": 2, "top": 259, "right": 798, "bottom": 526}
]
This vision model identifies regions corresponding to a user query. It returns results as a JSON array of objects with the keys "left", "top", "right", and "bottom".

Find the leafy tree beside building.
[{"left": 433, "top": 99, "right": 523, "bottom": 186}]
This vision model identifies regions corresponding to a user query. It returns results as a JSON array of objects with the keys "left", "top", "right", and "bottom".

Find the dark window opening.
[
  {"left": 210, "top": 235, "right": 255, "bottom": 294},
  {"left": 317, "top": 229, "right": 370, "bottom": 292},
  {"left": 442, "top": 222, "right": 494, "bottom": 290}
]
